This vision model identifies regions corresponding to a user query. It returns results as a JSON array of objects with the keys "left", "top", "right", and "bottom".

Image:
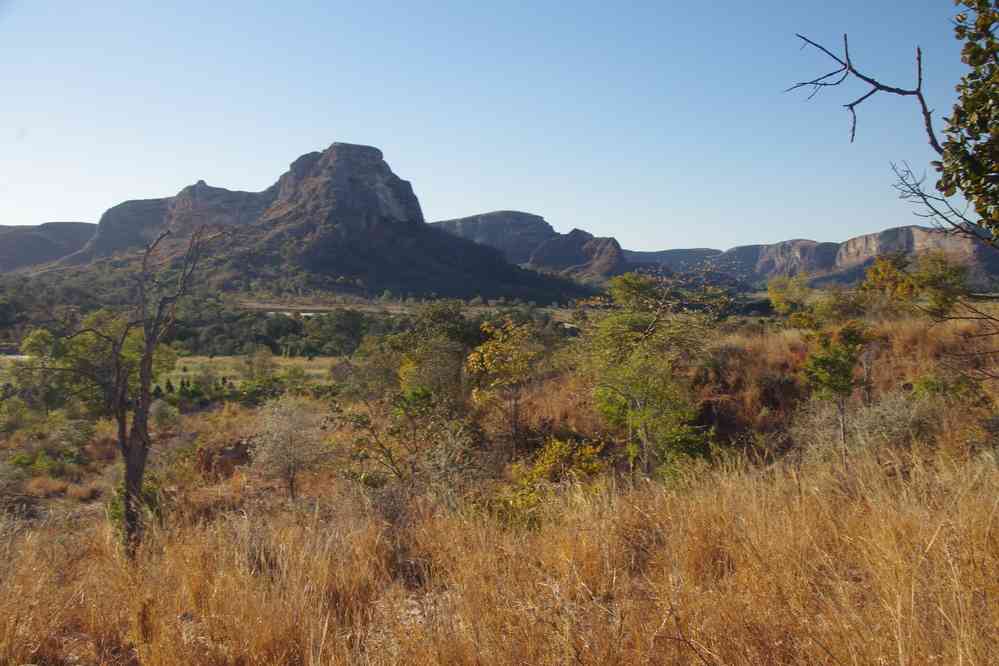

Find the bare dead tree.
[
  {"left": 117, "top": 226, "right": 222, "bottom": 556},
  {"left": 22, "top": 227, "right": 223, "bottom": 556}
]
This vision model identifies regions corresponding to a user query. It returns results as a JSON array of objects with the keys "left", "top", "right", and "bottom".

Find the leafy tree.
[
  {"left": 398, "top": 336, "right": 468, "bottom": 404},
  {"left": 803, "top": 321, "right": 868, "bottom": 450},
  {"left": 580, "top": 273, "right": 716, "bottom": 476},
  {"left": 937, "top": 2, "right": 999, "bottom": 236},
  {"left": 242, "top": 345, "right": 278, "bottom": 382},
  {"left": 861, "top": 254, "right": 917, "bottom": 302},
  {"left": 860, "top": 251, "right": 969, "bottom": 319},
  {"left": 465, "top": 319, "right": 543, "bottom": 456},
  {"left": 767, "top": 274, "right": 812, "bottom": 315},
  {"left": 336, "top": 391, "right": 481, "bottom": 498},
  {"left": 21, "top": 311, "right": 177, "bottom": 418},
  {"left": 917, "top": 258, "right": 970, "bottom": 320}
]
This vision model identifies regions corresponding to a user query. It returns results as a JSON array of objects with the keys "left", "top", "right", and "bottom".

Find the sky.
[{"left": 0, "top": 1, "right": 969, "bottom": 251}]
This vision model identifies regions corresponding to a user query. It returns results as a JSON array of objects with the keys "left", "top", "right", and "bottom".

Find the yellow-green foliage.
[
  {"left": 499, "top": 437, "right": 608, "bottom": 525},
  {"left": 465, "top": 319, "right": 542, "bottom": 401},
  {"left": 767, "top": 273, "right": 811, "bottom": 315}
]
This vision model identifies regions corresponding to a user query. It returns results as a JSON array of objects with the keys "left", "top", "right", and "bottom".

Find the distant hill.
[
  {"left": 433, "top": 210, "right": 999, "bottom": 289},
  {"left": 44, "top": 143, "right": 587, "bottom": 302},
  {"left": 622, "top": 248, "right": 723, "bottom": 272},
  {"left": 686, "top": 227, "right": 999, "bottom": 289},
  {"left": 432, "top": 212, "right": 558, "bottom": 265},
  {"left": 0, "top": 222, "right": 95, "bottom": 272},
  {"left": 7, "top": 145, "right": 999, "bottom": 297},
  {"left": 431, "top": 212, "right": 628, "bottom": 280}
]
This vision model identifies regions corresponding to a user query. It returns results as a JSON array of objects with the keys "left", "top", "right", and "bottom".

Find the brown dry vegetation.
[
  {"left": 1, "top": 443, "right": 997, "bottom": 665},
  {"left": 2, "top": 312, "right": 998, "bottom": 665}
]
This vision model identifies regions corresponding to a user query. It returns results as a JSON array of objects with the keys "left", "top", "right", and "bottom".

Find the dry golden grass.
[
  {"left": 23, "top": 475, "right": 68, "bottom": 498},
  {"left": 2, "top": 443, "right": 996, "bottom": 665}
]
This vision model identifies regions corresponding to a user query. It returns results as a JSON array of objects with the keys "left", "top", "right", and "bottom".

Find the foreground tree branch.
[{"left": 788, "top": 33, "right": 943, "bottom": 154}]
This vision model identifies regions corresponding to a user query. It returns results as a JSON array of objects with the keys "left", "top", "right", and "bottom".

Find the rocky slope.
[
  {"left": 527, "top": 229, "right": 629, "bottom": 279},
  {"left": 431, "top": 212, "right": 558, "bottom": 265},
  {"left": 431, "top": 209, "right": 999, "bottom": 287},
  {"left": 628, "top": 227, "right": 999, "bottom": 288},
  {"left": 51, "top": 143, "right": 585, "bottom": 301},
  {"left": 709, "top": 239, "right": 841, "bottom": 283},
  {"left": 431, "top": 213, "right": 628, "bottom": 279},
  {"left": 0, "top": 222, "right": 96, "bottom": 272}
]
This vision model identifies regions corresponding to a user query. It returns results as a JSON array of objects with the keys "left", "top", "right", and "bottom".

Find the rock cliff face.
[
  {"left": 260, "top": 144, "right": 424, "bottom": 234},
  {"left": 710, "top": 239, "right": 840, "bottom": 282},
  {"left": 631, "top": 226, "right": 999, "bottom": 288},
  {"left": 432, "top": 212, "right": 628, "bottom": 279},
  {"left": 0, "top": 222, "right": 96, "bottom": 272},
  {"left": 47, "top": 143, "right": 586, "bottom": 301},
  {"left": 431, "top": 212, "right": 557, "bottom": 264},
  {"left": 528, "top": 229, "right": 629, "bottom": 279},
  {"left": 63, "top": 183, "right": 276, "bottom": 264}
]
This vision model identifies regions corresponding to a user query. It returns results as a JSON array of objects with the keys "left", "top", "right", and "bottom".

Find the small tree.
[
  {"left": 581, "top": 272, "right": 722, "bottom": 476},
  {"left": 465, "top": 319, "right": 543, "bottom": 457},
  {"left": 768, "top": 273, "right": 812, "bottom": 315},
  {"left": 398, "top": 335, "right": 468, "bottom": 404},
  {"left": 20, "top": 228, "right": 219, "bottom": 556},
  {"left": 803, "top": 322, "right": 868, "bottom": 451},
  {"left": 252, "top": 394, "right": 329, "bottom": 500},
  {"left": 242, "top": 345, "right": 278, "bottom": 382}
]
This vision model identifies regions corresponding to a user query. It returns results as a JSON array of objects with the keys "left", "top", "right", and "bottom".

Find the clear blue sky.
[{"left": 0, "top": 0, "right": 967, "bottom": 250}]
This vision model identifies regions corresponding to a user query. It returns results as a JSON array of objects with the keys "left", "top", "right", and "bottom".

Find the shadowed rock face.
[
  {"left": 528, "top": 229, "right": 629, "bottom": 278},
  {"left": 431, "top": 212, "right": 558, "bottom": 265},
  {"left": 63, "top": 184, "right": 275, "bottom": 265},
  {"left": 432, "top": 214, "right": 627, "bottom": 279},
  {"left": 0, "top": 222, "right": 96, "bottom": 272}
]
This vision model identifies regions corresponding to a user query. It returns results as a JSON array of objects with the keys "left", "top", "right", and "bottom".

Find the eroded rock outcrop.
[
  {"left": 528, "top": 229, "right": 629, "bottom": 279},
  {"left": 432, "top": 213, "right": 628, "bottom": 279},
  {"left": 431, "top": 212, "right": 558, "bottom": 265}
]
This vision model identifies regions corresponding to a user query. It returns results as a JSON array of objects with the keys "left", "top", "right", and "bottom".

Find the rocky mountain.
[
  {"left": 0, "top": 222, "right": 96, "bottom": 272},
  {"left": 430, "top": 213, "right": 628, "bottom": 279},
  {"left": 527, "top": 229, "right": 629, "bottom": 279},
  {"left": 49, "top": 143, "right": 585, "bottom": 301},
  {"left": 708, "top": 239, "right": 841, "bottom": 284},
  {"left": 63, "top": 183, "right": 274, "bottom": 265},
  {"left": 432, "top": 212, "right": 557, "bottom": 264},
  {"left": 430, "top": 209, "right": 999, "bottom": 287},
  {"left": 9, "top": 143, "right": 998, "bottom": 297},
  {"left": 631, "top": 226, "right": 999, "bottom": 288}
]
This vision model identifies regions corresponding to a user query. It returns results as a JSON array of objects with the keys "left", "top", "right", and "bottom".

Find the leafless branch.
[
  {"left": 788, "top": 33, "right": 943, "bottom": 154},
  {"left": 890, "top": 162, "right": 998, "bottom": 250}
]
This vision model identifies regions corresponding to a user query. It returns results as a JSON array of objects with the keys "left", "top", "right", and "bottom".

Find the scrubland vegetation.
[{"left": 1, "top": 250, "right": 998, "bottom": 664}]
